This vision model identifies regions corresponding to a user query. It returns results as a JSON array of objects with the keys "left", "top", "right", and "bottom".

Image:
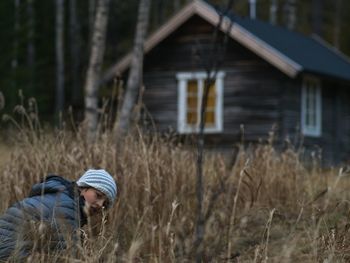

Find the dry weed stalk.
[{"left": 2, "top": 101, "right": 350, "bottom": 262}]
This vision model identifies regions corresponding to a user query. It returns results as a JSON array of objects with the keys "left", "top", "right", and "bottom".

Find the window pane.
[
  {"left": 307, "top": 87, "right": 312, "bottom": 126},
  {"left": 187, "top": 112, "right": 197, "bottom": 124},
  {"left": 187, "top": 96, "right": 197, "bottom": 109},
  {"left": 306, "top": 85, "right": 315, "bottom": 127},
  {"left": 205, "top": 111, "right": 215, "bottom": 125},
  {"left": 186, "top": 79, "right": 199, "bottom": 126},
  {"left": 178, "top": 72, "right": 224, "bottom": 132},
  {"left": 311, "top": 89, "right": 316, "bottom": 126},
  {"left": 206, "top": 95, "right": 215, "bottom": 108},
  {"left": 305, "top": 87, "right": 310, "bottom": 126},
  {"left": 203, "top": 80, "right": 216, "bottom": 127},
  {"left": 204, "top": 80, "right": 215, "bottom": 95},
  {"left": 203, "top": 80, "right": 216, "bottom": 109},
  {"left": 302, "top": 77, "right": 321, "bottom": 135},
  {"left": 187, "top": 80, "right": 198, "bottom": 94}
]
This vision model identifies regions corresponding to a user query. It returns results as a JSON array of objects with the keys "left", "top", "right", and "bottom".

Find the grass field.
[
  {"left": 1, "top": 115, "right": 350, "bottom": 262},
  {"left": 0, "top": 139, "right": 12, "bottom": 169}
]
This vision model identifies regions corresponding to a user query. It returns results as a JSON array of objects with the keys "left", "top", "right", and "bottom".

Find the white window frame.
[
  {"left": 301, "top": 75, "right": 322, "bottom": 137},
  {"left": 176, "top": 71, "right": 225, "bottom": 134}
]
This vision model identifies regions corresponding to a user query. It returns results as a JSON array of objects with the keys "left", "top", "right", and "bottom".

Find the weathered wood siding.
[
  {"left": 141, "top": 15, "right": 350, "bottom": 164},
  {"left": 143, "top": 15, "right": 286, "bottom": 141},
  {"left": 320, "top": 80, "right": 350, "bottom": 164},
  {"left": 280, "top": 76, "right": 350, "bottom": 164},
  {"left": 337, "top": 84, "right": 350, "bottom": 161}
]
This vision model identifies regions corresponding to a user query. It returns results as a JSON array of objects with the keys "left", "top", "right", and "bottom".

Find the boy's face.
[{"left": 80, "top": 188, "right": 108, "bottom": 215}]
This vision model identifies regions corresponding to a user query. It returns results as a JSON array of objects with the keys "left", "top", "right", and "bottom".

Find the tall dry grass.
[{"left": 1, "top": 102, "right": 350, "bottom": 262}]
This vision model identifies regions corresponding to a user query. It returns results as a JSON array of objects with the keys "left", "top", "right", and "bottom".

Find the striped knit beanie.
[{"left": 77, "top": 169, "right": 117, "bottom": 208}]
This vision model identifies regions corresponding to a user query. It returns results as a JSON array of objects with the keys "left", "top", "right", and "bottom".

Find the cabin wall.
[
  {"left": 281, "top": 77, "right": 350, "bottom": 165},
  {"left": 332, "top": 82, "right": 350, "bottom": 163},
  {"left": 141, "top": 15, "right": 350, "bottom": 164},
  {"left": 143, "top": 15, "right": 287, "bottom": 145}
]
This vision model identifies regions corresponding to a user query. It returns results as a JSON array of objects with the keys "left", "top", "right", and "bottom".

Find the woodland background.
[
  {"left": 0, "top": 1, "right": 350, "bottom": 262},
  {"left": 0, "top": 0, "right": 349, "bottom": 122}
]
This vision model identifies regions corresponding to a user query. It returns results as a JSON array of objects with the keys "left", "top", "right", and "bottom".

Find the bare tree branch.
[
  {"left": 193, "top": 1, "right": 234, "bottom": 261},
  {"left": 114, "top": 0, "right": 151, "bottom": 142}
]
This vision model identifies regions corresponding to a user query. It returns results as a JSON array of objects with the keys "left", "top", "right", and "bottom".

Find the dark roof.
[
  {"left": 204, "top": 0, "right": 350, "bottom": 81},
  {"left": 226, "top": 13, "right": 350, "bottom": 81},
  {"left": 104, "top": 0, "right": 350, "bottom": 83}
]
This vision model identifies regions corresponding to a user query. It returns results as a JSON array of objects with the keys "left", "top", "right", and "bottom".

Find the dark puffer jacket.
[{"left": 0, "top": 175, "right": 87, "bottom": 261}]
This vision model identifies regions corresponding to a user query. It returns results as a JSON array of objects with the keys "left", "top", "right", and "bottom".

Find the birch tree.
[
  {"left": 283, "top": 0, "right": 296, "bottom": 30},
  {"left": 312, "top": 0, "right": 323, "bottom": 37},
  {"left": 115, "top": 0, "right": 151, "bottom": 139},
  {"left": 55, "top": 0, "right": 65, "bottom": 116},
  {"left": 27, "top": 0, "right": 35, "bottom": 90},
  {"left": 155, "top": 0, "right": 164, "bottom": 26},
  {"left": 12, "top": 0, "right": 21, "bottom": 92},
  {"left": 69, "top": 0, "right": 82, "bottom": 107},
  {"left": 270, "top": 0, "right": 278, "bottom": 25},
  {"left": 334, "top": 0, "right": 342, "bottom": 49},
  {"left": 89, "top": 0, "right": 96, "bottom": 39},
  {"left": 173, "top": 0, "right": 180, "bottom": 12},
  {"left": 84, "top": 0, "right": 110, "bottom": 141}
]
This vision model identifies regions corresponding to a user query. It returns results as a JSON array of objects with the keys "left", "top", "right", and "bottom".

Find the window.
[
  {"left": 301, "top": 76, "right": 322, "bottom": 137},
  {"left": 176, "top": 71, "right": 225, "bottom": 133}
]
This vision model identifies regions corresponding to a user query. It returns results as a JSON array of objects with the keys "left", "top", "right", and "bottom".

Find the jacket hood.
[{"left": 29, "top": 175, "right": 74, "bottom": 197}]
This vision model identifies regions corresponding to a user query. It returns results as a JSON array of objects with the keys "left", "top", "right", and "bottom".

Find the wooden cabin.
[{"left": 104, "top": 0, "right": 350, "bottom": 165}]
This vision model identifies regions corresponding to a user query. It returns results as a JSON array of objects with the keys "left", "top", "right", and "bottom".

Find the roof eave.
[
  {"left": 102, "top": 0, "right": 302, "bottom": 83},
  {"left": 193, "top": 1, "right": 302, "bottom": 77},
  {"left": 101, "top": 1, "right": 200, "bottom": 83}
]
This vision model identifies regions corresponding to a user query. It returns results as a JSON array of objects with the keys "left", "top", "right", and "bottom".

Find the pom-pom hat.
[{"left": 77, "top": 169, "right": 117, "bottom": 208}]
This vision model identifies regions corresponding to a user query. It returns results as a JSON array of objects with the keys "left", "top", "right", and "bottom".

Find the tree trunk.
[
  {"left": 249, "top": 0, "right": 256, "bottom": 19},
  {"left": 89, "top": 0, "right": 96, "bottom": 39},
  {"left": 115, "top": 0, "right": 151, "bottom": 139},
  {"left": 55, "top": 0, "right": 65, "bottom": 117},
  {"left": 334, "top": 0, "right": 342, "bottom": 49},
  {"left": 283, "top": 0, "right": 296, "bottom": 30},
  {"left": 270, "top": 0, "right": 278, "bottom": 25},
  {"left": 312, "top": 0, "right": 323, "bottom": 37},
  {"left": 156, "top": 0, "right": 164, "bottom": 26},
  {"left": 0, "top": 91, "right": 4, "bottom": 111},
  {"left": 12, "top": 0, "right": 21, "bottom": 93},
  {"left": 193, "top": 1, "right": 234, "bottom": 261},
  {"left": 173, "top": 0, "right": 180, "bottom": 12},
  {"left": 27, "top": 0, "right": 35, "bottom": 91},
  {"left": 69, "top": 0, "right": 82, "bottom": 107},
  {"left": 84, "top": 0, "right": 110, "bottom": 141}
]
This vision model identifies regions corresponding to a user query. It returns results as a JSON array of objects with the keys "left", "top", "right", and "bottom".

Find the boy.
[{"left": 0, "top": 169, "right": 117, "bottom": 261}]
